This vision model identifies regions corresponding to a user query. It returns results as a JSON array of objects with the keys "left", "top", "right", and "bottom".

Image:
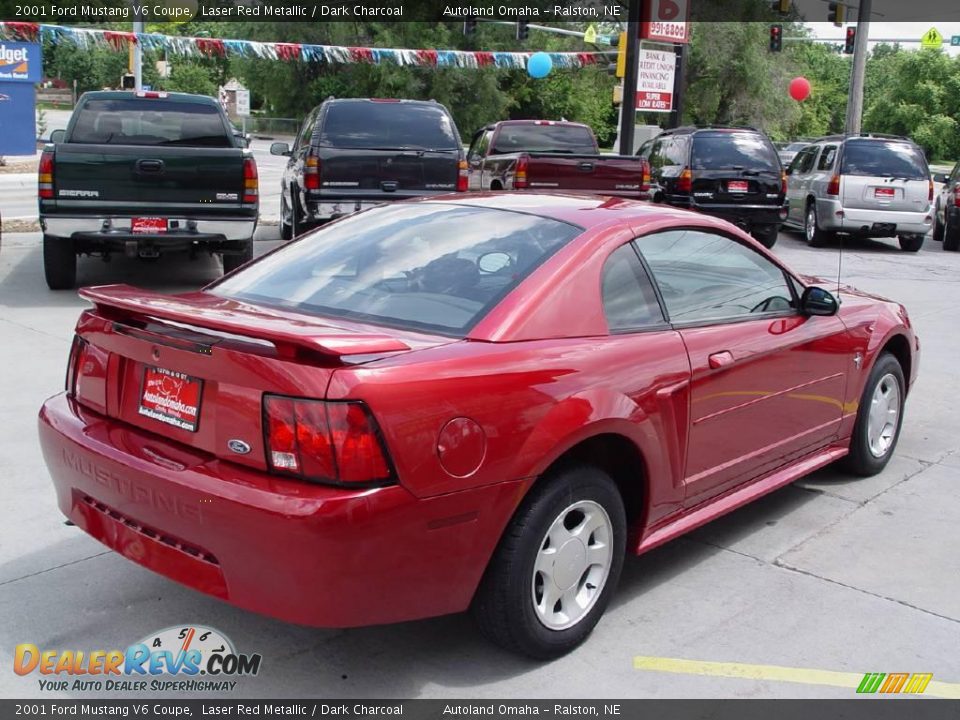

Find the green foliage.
[{"left": 163, "top": 62, "right": 218, "bottom": 96}]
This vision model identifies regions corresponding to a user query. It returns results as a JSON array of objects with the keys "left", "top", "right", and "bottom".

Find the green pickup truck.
[{"left": 39, "top": 90, "right": 258, "bottom": 289}]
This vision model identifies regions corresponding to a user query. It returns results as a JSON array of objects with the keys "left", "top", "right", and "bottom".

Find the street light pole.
[
  {"left": 133, "top": 19, "right": 144, "bottom": 91},
  {"left": 844, "top": 0, "right": 871, "bottom": 134},
  {"left": 618, "top": 0, "right": 641, "bottom": 155}
]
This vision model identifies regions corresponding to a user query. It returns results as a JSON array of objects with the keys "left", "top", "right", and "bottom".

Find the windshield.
[
  {"left": 70, "top": 99, "right": 231, "bottom": 147},
  {"left": 492, "top": 124, "right": 597, "bottom": 155},
  {"left": 691, "top": 132, "right": 780, "bottom": 171},
  {"left": 319, "top": 102, "right": 459, "bottom": 150},
  {"left": 840, "top": 140, "right": 928, "bottom": 179},
  {"left": 212, "top": 204, "right": 581, "bottom": 336}
]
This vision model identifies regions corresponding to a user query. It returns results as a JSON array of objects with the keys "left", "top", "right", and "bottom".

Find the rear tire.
[
  {"left": 472, "top": 465, "right": 626, "bottom": 659},
  {"left": 932, "top": 203, "right": 944, "bottom": 242},
  {"left": 280, "top": 196, "right": 293, "bottom": 241},
  {"left": 804, "top": 202, "right": 832, "bottom": 248},
  {"left": 898, "top": 234, "right": 924, "bottom": 252},
  {"left": 944, "top": 212, "right": 960, "bottom": 251},
  {"left": 841, "top": 352, "right": 906, "bottom": 477},
  {"left": 751, "top": 224, "right": 779, "bottom": 249},
  {"left": 222, "top": 241, "right": 253, "bottom": 275},
  {"left": 43, "top": 234, "right": 77, "bottom": 290}
]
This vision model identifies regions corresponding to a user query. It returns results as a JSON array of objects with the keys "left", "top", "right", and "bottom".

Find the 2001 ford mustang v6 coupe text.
[{"left": 39, "top": 193, "right": 918, "bottom": 658}]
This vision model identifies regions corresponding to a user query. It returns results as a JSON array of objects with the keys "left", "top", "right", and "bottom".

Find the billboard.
[
  {"left": 0, "top": 42, "right": 41, "bottom": 156},
  {"left": 635, "top": 49, "right": 676, "bottom": 113}
]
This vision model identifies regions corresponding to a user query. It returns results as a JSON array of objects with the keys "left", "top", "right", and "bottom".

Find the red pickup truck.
[{"left": 466, "top": 120, "right": 650, "bottom": 200}]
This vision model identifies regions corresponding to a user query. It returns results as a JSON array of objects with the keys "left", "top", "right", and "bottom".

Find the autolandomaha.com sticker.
[{"left": 14, "top": 625, "right": 262, "bottom": 693}]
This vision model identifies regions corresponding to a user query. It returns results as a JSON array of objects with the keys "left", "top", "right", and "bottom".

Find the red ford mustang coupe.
[{"left": 39, "top": 194, "right": 918, "bottom": 658}]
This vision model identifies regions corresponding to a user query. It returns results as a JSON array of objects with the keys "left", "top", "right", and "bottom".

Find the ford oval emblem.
[{"left": 227, "top": 439, "right": 251, "bottom": 455}]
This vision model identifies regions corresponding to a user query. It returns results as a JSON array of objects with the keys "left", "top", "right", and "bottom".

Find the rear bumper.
[
  {"left": 815, "top": 198, "right": 932, "bottom": 236},
  {"left": 306, "top": 190, "right": 460, "bottom": 220},
  {"left": 41, "top": 216, "right": 257, "bottom": 244},
  {"left": 689, "top": 202, "right": 788, "bottom": 228},
  {"left": 38, "top": 393, "right": 521, "bottom": 628}
]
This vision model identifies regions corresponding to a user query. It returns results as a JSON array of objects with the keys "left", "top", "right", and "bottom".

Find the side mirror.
[
  {"left": 50, "top": 129, "right": 65, "bottom": 143},
  {"left": 933, "top": 173, "right": 948, "bottom": 183},
  {"left": 270, "top": 141, "right": 291, "bottom": 156},
  {"left": 800, "top": 286, "right": 839, "bottom": 316}
]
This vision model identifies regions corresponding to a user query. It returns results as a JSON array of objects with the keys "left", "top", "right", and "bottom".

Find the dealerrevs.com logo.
[{"left": 14, "top": 625, "right": 261, "bottom": 692}]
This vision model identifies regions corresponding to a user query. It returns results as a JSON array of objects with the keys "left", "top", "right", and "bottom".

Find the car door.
[
  {"left": 786, "top": 146, "right": 819, "bottom": 223},
  {"left": 635, "top": 227, "right": 853, "bottom": 505},
  {"left": 284, "top": 107, "right": 319, "bottom": 212},
  {"left": 936, "top": 161, "right": 960, "bottom": 227}
]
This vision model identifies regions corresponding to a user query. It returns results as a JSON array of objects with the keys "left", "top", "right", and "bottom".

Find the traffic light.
[
  {"left": 828, "top": 2, "right": 844, "bottom": 27},
  {"left": 607, "top": 31, "right": 627, "bottom": 77},
  {"left": 769, "top": 24, "right": 782, "bottom": 52},
  {"left": 516, "top": 20, "right": 529, "bottom": 41},
  {"left": 463, "top": 16, "right": 477, "bottom": 36},
  {"left": 844, "top": 26, "right": 856, "bottom": 54},
  {"left": 772, "top": 0, "right": 790, "bottom": 15}
]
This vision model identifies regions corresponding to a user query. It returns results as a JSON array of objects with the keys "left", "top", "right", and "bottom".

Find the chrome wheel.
[
  {"left": 805, "top": 205, "right": 817, "bottom": 244},
  {"left": 867, "top": 373, "right": 901, "bottom": 458},
  {"left": 532, "top": 500, "right": 613, "bottom": 631}
]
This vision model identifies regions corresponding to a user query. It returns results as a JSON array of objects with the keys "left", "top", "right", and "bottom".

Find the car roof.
[
  {"left": 421, "top": 192, "right": 729, "bottom": 231},
  {"left": 660, "top": 125, "right": 763, "bottom": 136},
  {"left": 325, "top": 98, "right": 439, "bottom": 106},
  {"left": 79, "top": 91, "right": 217, "bottom": 104}
]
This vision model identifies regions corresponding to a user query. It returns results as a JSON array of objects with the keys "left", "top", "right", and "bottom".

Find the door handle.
[
  {"left": 708, "top": 351, "right": 734, "bottom": 369},
  {"left": 136, "top": 159, "right": 164, "bottom": 174}
]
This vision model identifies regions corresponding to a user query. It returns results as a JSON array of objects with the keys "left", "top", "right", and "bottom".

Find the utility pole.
[
  {"left": 133, "top": 19, "right": 144, "bottom": 91},
  {"left": 844, "top": 0, "right": 871, "bottom": 134},
  {"left": 618, "top": 0, "right": 641, "bottom": 155}
]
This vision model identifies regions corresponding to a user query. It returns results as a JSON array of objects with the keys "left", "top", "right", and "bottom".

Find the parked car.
[
  {"left": 39, "top": 90, "right": 258, "bottom": 290},
  {"left": 783, "top": 133, "right": 932, "bottom": 252},
  {"left": 271, "top": 98, "right": 465, "bottom": 239},
  {"left": 932, "top": 162, "right": 960, "bottom": 251},
  {"left": 778, "top": 141, "right": 810, "bottom": 167},
  {"left": 465, "top": 120, "right": 650, "bottom": 199},
  {"left": 643, "top": 126, "right": 788, "bottom": 248},
  {"left": 39, "top": 194, "right": 917, "bottom": 659}
]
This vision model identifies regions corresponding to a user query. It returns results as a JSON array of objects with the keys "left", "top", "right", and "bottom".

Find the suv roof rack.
[{"left": 817, "top": 132, "right": 909, "bottom": 142}]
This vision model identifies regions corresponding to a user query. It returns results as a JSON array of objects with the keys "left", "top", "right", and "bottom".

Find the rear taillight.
[
  {"left": 640, "top": 158, "right": 651, "bottom": 192},
  {"left": 243, "top": 157, "right": 258, "bottom": 204},
  {"left": 781, "top": 171, "right": 788, "bottom": 196},
  {"left": 39, "top": 150, "right": 54, "bottom": 200},
  {"left": 304, "top": 155, "right": 320, "bottom": 191},
  {"left": 677, "top": 167, "right": 692, "bottom": 193},
  {"left": 953, "top": 189, "right": 960, "bottom": 208},
  {"left": 514, "top": 155, "right": 529, "bottom": 189},
  {"left": 135, "top": 91, "right": 168, "bottom": 99},
  {"left": 264, "top": 395, "right": 393, "bottom": 486},
  {"left": 65, "top": 335, "right": 82, "bottom": 395},
  {"left": 929, "top": 178, "right": 934, "bottom": 202},
  {"left": 456, "top": 159, "right": 468, "bottom": 192},
  {"left": 826, "top": 174, "right": 840, "bottom": 196}
]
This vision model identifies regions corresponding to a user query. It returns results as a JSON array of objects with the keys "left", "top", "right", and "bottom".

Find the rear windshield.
[
  {"left": 840, "top": 140, "right": 928, "bottom": 179},
  {"left": 318, "top": 102, "right": 459, "bottom": 151},
  {"left": 69, "top": 99, "right": 231, "bottom": 147},
  {"left": 212, "top": 204, "right": 581, "bottom": 336},
  {"left": 491, "top": 124, "right": 597, "bottom": 155},
  {"left": 691, "top": 132, "right": 780, "bottom": 171}
]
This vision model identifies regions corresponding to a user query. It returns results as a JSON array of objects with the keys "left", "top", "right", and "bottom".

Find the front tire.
[
  {"left": 43, "top": 234, "right": 77, "bottom": 290},
  {"left": 932, "top": 202, "right": 944, "bottom": 242},
  {"left": 472, "top": 465, "right": 626, "bottom": 659},
  {"left": 841, "top": 352, "right": 906, "bottom": 477},
  {"left": 944, "top": 211, "right": 960, "bottom": 251},
  {"left": 898, "top": 234, "right": 924, "bottom": 252},
  {"left": 751, "top": 224, "right": 779, "bottom": 249},
  {"left": 804, "top": 202, "right": 832, "bottom": 248}
]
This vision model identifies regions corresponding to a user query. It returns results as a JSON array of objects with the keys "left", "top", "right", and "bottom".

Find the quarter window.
[
  {"left": 601, "top": 244, "right": 664, "bottom": 332},
  {"left": 636, "top": 230, "right": 796, "bottom": 323},
  {"left": 817, "top": 145, "right": 837, "bottom": 171}
]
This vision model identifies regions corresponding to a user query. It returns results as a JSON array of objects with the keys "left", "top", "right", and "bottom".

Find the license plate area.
[
  {"left": 138, "top": 366, "right": 203, "bottom": 432},
  {"left": 131, "top": 217, "right": 168, "bottom": 234},
  {"left": 873, "top": 187, "right": 896, "bottom": 199},
  {"left": 727, "top": 180, "right": 749, "bottom": 193},
  {"left": 871, "top": 222, "right": 896, "bottom": 235}
]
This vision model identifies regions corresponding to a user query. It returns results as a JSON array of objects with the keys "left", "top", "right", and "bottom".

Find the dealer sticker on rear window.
[{"left": 138, "top": 366, "right": 203, "bottom": 432}]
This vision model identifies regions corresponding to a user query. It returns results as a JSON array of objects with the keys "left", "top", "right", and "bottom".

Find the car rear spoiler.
[{"left": 78, "top": 284, "right": 411, "bottom": 357}]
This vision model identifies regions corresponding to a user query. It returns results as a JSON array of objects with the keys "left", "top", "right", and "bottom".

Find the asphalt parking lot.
[{"left": 1, "top": 224, "right": 958, "bottom": 699}]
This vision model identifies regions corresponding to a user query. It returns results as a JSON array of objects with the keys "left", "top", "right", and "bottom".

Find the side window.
[
  {"left": 817, "top": 145, "right": 837, "bottom": 171},
  {"left": 949, "top": 161, "right": 960, "bottom": 184},
  {"left": 663, "top": 136, "right": 688, "bottom": 166},
  {"left": 636, "top": 229, "right": 796, "bottom": 324},
  {"left": 601, "top": 244, "right": 665, "bottom": 332},
  {"left": 797, "top": 146, "right": 818, "bottom": 174},
  {"left": 295, "top": 108, "right": 318, "bottom": 152}
]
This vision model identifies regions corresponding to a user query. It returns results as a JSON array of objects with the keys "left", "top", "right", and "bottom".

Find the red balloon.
[{"left": 789, "top": 76, "right": 811, "bottom": 101}]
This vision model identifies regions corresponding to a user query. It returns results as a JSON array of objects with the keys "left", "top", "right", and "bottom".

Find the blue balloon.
[{"left": 527, "top": 52, "right": 553, "bottom": 79}]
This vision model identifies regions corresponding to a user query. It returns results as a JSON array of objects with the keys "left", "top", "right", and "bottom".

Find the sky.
[{"left": 806, "top": 21, "right": 960, "bottom": 55}]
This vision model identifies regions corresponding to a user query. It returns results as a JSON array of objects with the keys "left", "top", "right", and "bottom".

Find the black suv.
[
  {"left": 641, "top": 126, "right": 788, "bottom": 248},
  {"left": 271, "top": 98, "right": 466, "bottom": 238}
]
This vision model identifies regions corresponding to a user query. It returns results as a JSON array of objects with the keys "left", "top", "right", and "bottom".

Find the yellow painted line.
[{"left": 633, "top": 656, "right": 960, "bottom": 699}]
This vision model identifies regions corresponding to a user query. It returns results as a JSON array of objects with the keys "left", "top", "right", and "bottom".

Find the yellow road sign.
[
  {"left": 921, "top": 27, "right": 943, "bottom": 49},
  {"left": 584, "top": 24, "right": 598, "bottom": 44}
]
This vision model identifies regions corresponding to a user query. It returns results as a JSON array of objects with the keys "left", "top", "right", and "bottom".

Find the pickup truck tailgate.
[{"left": 526, "top": 154, "right": 648, "bottom": 198}]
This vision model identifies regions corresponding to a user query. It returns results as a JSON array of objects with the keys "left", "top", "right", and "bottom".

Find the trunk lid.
[
  {"left": 320, "top": 148, "right": 459, "bottom": 192},
  {"left": 839, "top": 139, "right": 930, "bottom": 213},
  {"left": 691, "top": 169, "right": 783, "bottom": 205},
  {"left": 71, "top": 285, "right": 441, "bottom": 470},
  {"left": 524, "top": 154, "right": 648, "bottom": 197},
  {"left": 690, "top": 131, "right": 783, "bottom": 205}
]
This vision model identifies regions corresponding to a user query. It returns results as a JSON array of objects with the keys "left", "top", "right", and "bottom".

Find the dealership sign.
[
  {"left": 0, "top": 42, "right": 41, "bottom": 156},
  {"left": 640, "top": 0, "right": 691, "bottom": 44},
  {"left": 635, "top": 49, "right": 676, "bottom": 112}
]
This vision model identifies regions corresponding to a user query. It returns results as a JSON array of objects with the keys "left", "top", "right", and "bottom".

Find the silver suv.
[{"left": 783, "top": 134, "right": 932, "bottom": 252}]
